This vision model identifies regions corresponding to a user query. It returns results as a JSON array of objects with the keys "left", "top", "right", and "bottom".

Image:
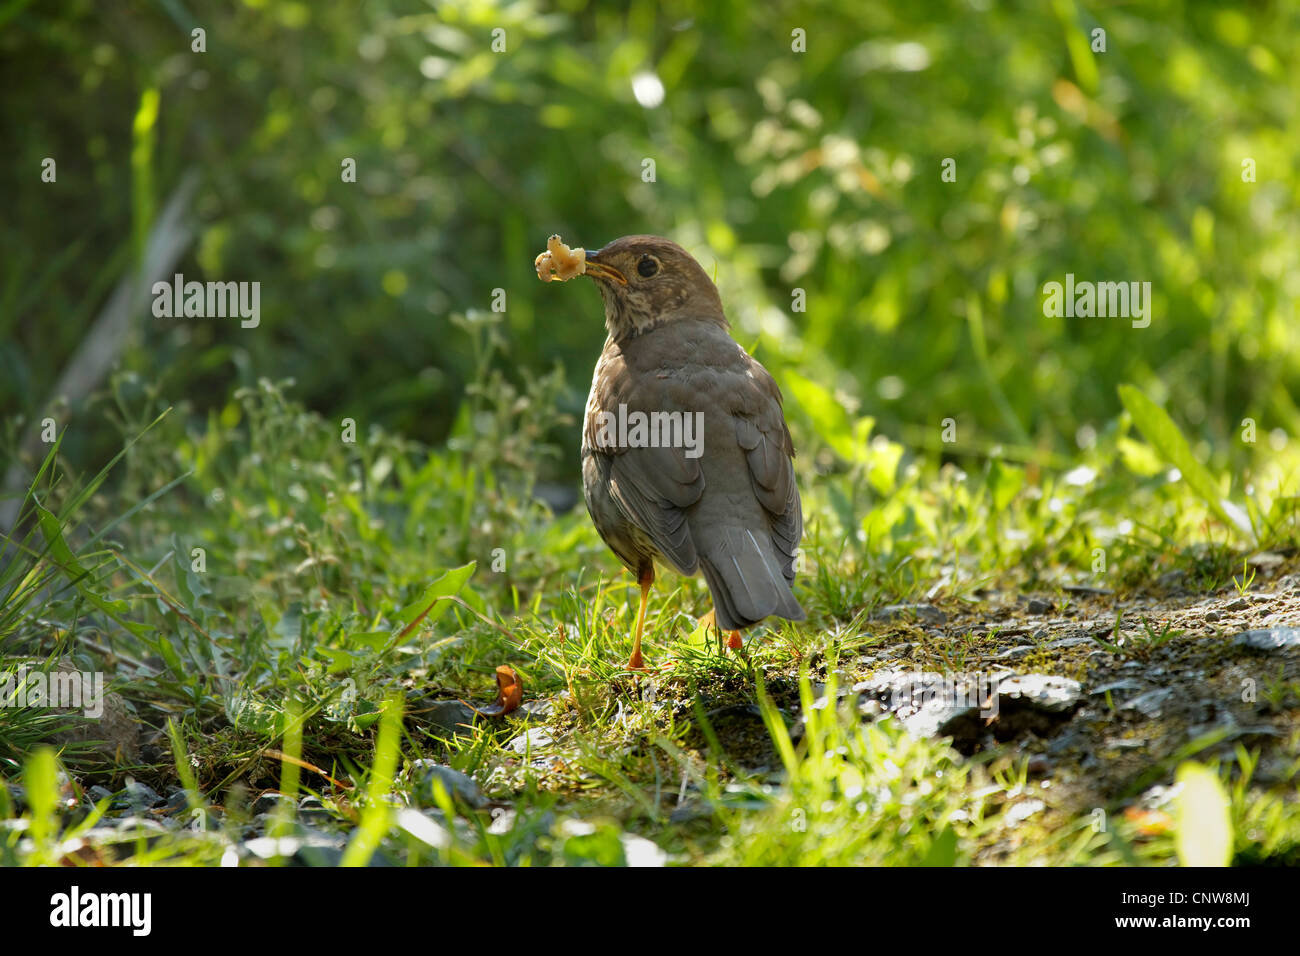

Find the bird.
[{"left": 553, "top": 234, "right": 805, "bottom": 671}]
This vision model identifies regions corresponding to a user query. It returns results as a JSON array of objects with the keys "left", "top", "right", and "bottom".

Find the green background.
[{"left": 4, "top": 0, "right": 1298, "bottom": 483}]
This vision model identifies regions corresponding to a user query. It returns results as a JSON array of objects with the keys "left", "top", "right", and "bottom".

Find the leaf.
[
  {"left": 828, "top": 482, "right": 858, "bottom": 537},
  {"left": 394, "top": 562, "right": 477, "bottom": 637},
  {"left": 469, "top": 664, "right": 523, "bottom": 717},
  {"left": 1174, "top": 762, "right": 1233, "bottom": 867},
  {"left": 23, "top": 747, "right": 61, "bottom": 853},
  {"left": 866, "top": 434, "right": 903, "bottom": 496},
  {"left": 316, "top": 647, "right": 354, "bottom": 674},
  {"left": 35, "top": 505, "right": 148, "bottom": 637},
  {"left": 341, "top": 696, "right": 404, "bottom": 867},
  {"left": 987, "top": 459, "right": 1025, "bottom": 513},
  {"left": 157, "top": 635, "right": 186, "bottom": 677},
  {"left": 920, "top": 825, "right": 959, "bottom": 866},
  {"left": 1117, "top": 385, "right": 1252, "bottom": 537},
  {"left": 687, "top": 619, "right": 712, "bottom": 648},
  {"left": 273, "top": 603, "right": 302, "bottom": 641},
  {"left": 1117, "top": 436, "right": 1164, "bottom": 477},
  {"left": 347, "top": 630, "right": 390, "bottom": 651},
  {"left": 783, "top": 370, "right": 860, "bottom": 463}
]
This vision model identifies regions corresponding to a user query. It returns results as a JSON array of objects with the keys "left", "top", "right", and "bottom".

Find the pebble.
[
  {"left": 298, "top": 795, "right": 333, "bottom": 823},
  {"left": 997, "top": 675, "right": 1083, "bottom": 713},
  {"left": 1234, "top": 627, "right": 1300, "bottom": 652},
  {"left": 1121, "top": 687, "right": 1174, "bottom": 719},
  {"left": 417, "top": 699, "right": 477, "bottom": 736},
  {"left": 251, "top": 792, "right": 293, "bottom": 816},
  {"left": 161, "top": 789, "right": 191, "bottom": 815},
  {"left": 122, "top": 781, "right": 163, "bottom": 813},
  {"left": 987, "top": 645, "right": 1035, "bottom": 661},
  {"left": 504, "top": 723, "right": 551, "bottom": 754},
  {"left": 520, "top": 698, "right": 556, "bottom": 718},
  {"left": 1045, "top": 635, "right": 1094, "bottom": 650},
  {"left": 410, "top": 760, "right": 489, "bottom": 810}
]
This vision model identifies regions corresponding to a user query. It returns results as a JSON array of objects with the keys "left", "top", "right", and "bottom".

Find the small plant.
[
  {"left": 1233, "top": 558, "right": 1256, "bottom": 595},
  {"left": 1092, "top": 611, "right": 1128, "bottom": 656},
  {"left": 1133, "top": 617, "right": 1185, "bottom": 653},
  {"left": 1091, "top": 612, "right": 1184, "bottom": 659}
]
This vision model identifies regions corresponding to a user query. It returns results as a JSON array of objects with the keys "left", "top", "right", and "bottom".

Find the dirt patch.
[{"left": 830, "top": 567, "right": 1300, "bottom": 826}]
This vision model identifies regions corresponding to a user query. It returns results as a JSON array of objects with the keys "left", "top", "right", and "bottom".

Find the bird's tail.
[{"left": 698, "top": 527, "right": 805, "bottom": 631}]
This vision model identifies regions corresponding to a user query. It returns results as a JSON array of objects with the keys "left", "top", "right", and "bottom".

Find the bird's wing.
[
  {"left": 607, "top": 443, "right": 703, "bottom": 574},
  {"left": 730, "top": 356, "right": 803, "bottom": 582},
  {"left": 584, "top": 353, "right": 704, "bottom": 574}
]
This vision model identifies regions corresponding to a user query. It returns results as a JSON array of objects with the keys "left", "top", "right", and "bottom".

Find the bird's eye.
[{"left": 637, "top": 256, "right": 659, "bottom": 278}]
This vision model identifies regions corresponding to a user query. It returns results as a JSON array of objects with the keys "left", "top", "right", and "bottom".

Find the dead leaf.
[
  {"left": 264, "top": 749, "right": 353, "bottom": 790},
  {"left": 466, "top": 665, "right": 523, "bottom": 717}
]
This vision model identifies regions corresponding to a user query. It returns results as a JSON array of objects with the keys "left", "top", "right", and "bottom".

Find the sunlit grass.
[{"left": 1, "top": 367, "right": 1297, "bottom": 866}]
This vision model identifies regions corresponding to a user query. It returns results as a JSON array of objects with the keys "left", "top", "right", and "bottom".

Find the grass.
[{"left": 2, "top": 329, "right": 1299, "bottom": 866}]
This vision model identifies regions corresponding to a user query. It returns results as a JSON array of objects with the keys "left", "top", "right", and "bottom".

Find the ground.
[{"left": 2, "top": 382, "right": 1298, "bottom": 866}]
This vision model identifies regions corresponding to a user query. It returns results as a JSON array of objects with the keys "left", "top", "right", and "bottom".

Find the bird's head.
[{"left": 583, "top": 235, "right": 726, "bottom": 340}]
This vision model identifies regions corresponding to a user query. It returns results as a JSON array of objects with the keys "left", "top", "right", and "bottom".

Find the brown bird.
[{"left": 565, "top": 235, "right": 805, "bottom": 670}]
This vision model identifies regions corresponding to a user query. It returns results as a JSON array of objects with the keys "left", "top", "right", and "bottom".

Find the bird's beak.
[{"left": 583, "top": 248, "right": 627, "bottom": 285}]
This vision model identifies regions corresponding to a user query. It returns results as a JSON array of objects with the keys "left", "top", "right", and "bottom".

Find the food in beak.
[{"left": 534, "top": 234, "right": 587, "bottom": 282}]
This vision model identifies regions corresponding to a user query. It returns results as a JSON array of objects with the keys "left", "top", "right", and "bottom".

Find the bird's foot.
[{"left": 700, "top": 609, "right": 744, "bottom": 653}]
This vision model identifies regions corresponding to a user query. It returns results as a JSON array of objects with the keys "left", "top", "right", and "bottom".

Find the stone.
[
  {"left": 507, "top": 727, "right": 555, "bottom": 754},
  {"left": 1122, "top": 687, "right": 1174, "bottom": 719},
  {"left": 415, "top": 698, "right": 478, "bottom": 736},
  {"left": 1234, "top": 627, "right": 1300, "bottom": 651},
  {"left": 409, "top": 760, "right": 489, "bottom": 810}
]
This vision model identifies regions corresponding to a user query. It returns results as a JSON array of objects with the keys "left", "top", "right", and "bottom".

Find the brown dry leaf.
[
  {"left": 264, "top": 749, "right": 353, "bottom": 790},
  {"left": 468, "top": 664, "right": 523, "bottom": 717}
]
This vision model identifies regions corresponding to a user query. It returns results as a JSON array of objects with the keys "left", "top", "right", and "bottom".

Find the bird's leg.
[{"left": 628, "top": 565, "right": 653, "bottom": 672}]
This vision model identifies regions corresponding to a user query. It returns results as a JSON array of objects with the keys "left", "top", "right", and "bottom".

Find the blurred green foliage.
[{"left": 3, "top": 0, "right": 1299, "bottom": 481}]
